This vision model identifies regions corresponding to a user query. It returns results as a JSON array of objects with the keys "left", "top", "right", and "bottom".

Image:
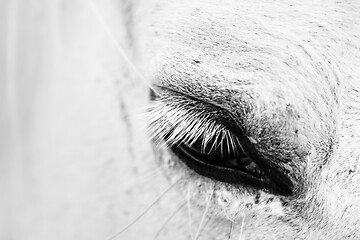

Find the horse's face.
[{"left": 136, "top": 0, "right": 360, "bottom": 239}]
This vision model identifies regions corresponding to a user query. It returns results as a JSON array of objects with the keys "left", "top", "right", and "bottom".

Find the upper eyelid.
[
  {"left": 148, "top": 85, "right": 253, "bottom": 148},
  {"left": 147, "top": 94, "right": 237, "bottom": 150},
  {"left": 149, "top": 86, "right": 307, "bottom": 161}
]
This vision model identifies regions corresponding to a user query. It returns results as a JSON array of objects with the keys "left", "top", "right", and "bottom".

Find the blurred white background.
[{"left": 0, "top": 1, "right": 161, "bottom": 239}]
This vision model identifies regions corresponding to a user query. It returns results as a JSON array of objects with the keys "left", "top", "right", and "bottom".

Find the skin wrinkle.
[{"left": 142, "top": 0, "right": 360, "bottom": 239}]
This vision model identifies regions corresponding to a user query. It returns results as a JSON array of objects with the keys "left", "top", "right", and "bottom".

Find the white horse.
[{"left": 2, "top": 0, "right": 359, "bottom": 239}]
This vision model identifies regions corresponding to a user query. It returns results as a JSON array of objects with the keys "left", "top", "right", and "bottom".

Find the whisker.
[
  {"left": 88, "top": 0, "right": 160, "bottom": 96},
  {"left": 122, "top": 166, "right": 163, "bottom": 189},
  {"left": 124, "top": 109, "right": 152, "bottom": 121},
  {"left": 221, "top": 202, "right": 236, "bottom": 223},
  {"left": 106, "top": 178, "right": 182, "bottom": 240},
  {"left": 228, "top": 221, "right": 234, "bottom": 240},
  {"left": 187, "top": 184, "right": 195, "bottom": 240},
  {"left": 195, "top": 213, "right": 213, "bottom": 240},
  {"left": 238, "top": 214, "right": 246, "bottom": 240},
  {"left": 153, "top": 201, "right": 187, "bottom": 240},
  {"left": 195, "top": 186, "right": 214, "bottom": 240}
]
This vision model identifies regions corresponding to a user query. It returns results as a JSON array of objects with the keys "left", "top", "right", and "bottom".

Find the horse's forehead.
[{"left": 141, "top": 0, "right": 360, "bottom": 126}]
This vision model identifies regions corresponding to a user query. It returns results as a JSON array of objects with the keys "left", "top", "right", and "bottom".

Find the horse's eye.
[
  {"left": 149, "top": 88, "right": 294, "bottom": 196},
  {"left": 170, "top": 127, "right": 290, "bottom": 194},
  {"left": 171, "top": 132, "right": 294, "bottom": 196}
]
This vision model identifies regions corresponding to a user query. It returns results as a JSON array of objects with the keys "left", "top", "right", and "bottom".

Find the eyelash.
[{"left": 147, "top": 98, "right": 242, "bottom": 155}]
